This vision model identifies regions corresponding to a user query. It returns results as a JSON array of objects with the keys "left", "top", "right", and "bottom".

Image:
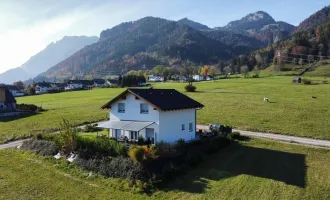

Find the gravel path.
[{"left": 197, "top": 125, "right": 330, "bottom": 148}]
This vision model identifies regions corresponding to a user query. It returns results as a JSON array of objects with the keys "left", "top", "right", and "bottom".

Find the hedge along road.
[{"left": 1, "top": 123, "right": 330, "bottom": 150}]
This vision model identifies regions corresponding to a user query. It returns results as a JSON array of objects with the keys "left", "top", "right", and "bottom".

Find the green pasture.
[{"left": 1, "top": 74, "right": 330, "bottom": 143}]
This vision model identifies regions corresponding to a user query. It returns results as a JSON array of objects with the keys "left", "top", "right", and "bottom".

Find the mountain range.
[
  {"left": 0, "top": 36, "right": 98, "bottom": 84},
  {"left": 2, "top": 7, "right": 330, "bottom": 83}
]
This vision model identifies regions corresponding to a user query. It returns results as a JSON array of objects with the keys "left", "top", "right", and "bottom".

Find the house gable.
[{"left": 101, "top": 89, "right": 204, "bottom": 111}]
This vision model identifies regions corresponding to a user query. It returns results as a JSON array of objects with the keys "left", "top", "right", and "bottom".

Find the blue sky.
[{"left": 0, "top": 0, "right": 329, "bottom": 74}]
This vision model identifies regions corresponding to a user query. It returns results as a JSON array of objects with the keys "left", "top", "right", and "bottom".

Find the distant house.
[
  {"left": 81, "top": 80, "right": 94, "bottom": 89},
  {"left": 1, "top": 85, "right": 24, "bottom": 97},
  {"left": 99, "top": 89, "right": 204, "bottom": 144},
  {"left": 93, "top": 79, "right": 106, "bottom": 87},
  {"left": 193, "top": 75, "right": 204, "bottom": 81},
  {"left": 66, "top": 80, "right": 83, "bottom": 90},
  {"left": 0, "top": 86, "right": 17, "bottom": 112},
  {"left": 148, "top": 75, "right": 164, "bottom": 82},
  {"left": 292, "top": 76, "right": 301, "bottom": 83},
  {"left": 54, "top": 83, "right": 67, "bottom": 91},
  {"left": 35, "top": 82, "right": 52, "bottom": 94},
  {"left": 105, "top": 79, "right": 119, "bottom": 87},
  {"left": 206, "top": 75, "right": 214, "bottom": 81}
]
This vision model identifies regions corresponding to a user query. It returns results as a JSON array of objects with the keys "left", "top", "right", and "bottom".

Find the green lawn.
[
  {"left": 1, "top": 139, "right": 330, "bottom": 199},
  {"left": 1, "top": 75, "right": 330, "bottom": 143}
]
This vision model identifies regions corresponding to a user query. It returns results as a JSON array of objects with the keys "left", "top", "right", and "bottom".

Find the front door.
[{"left": 146, "top": 128, "right": 155, "bottom": 144}]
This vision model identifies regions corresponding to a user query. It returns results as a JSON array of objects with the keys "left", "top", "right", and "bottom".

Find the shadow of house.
[{"left": 166, "top": 143, "right": 306, "bottom": 194}]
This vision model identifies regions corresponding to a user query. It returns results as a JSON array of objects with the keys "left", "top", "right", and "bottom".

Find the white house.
[
  {"left": 148, "top": 75, "right": 164, "bottom": 82},
  {"left": 93, "top": 79, "right": 106, "bottom": 88},
  {"left": 66, "top": 80, "right": 83, "bottom": 90},
  {"left": 6, "top": 85, "right": 24, "bottom": 97},
  {"left": 35, "top": 82, "right": 52, "bottom": 94},
  {"left": 193, "top": 75, "right": 204, "bottom": 81},
  {"left": 98, "top": 89, "right": 204, "bottom": 144}
]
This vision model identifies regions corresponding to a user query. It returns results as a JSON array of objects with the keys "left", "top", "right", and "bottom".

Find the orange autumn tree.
[{"left": 200, "top": 65, "right": 209, "bottom": 79}]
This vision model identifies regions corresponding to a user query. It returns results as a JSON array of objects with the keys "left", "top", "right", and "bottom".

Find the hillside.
[
  {"left": 0, "top": 36, "right": 98, "bottom": 84},
  {"left": 202, "top": 30, "right": 265, "bottom": 54},
  {"left": 295, "top": 6, "right": 330, "bottom": 33},
  {"left": 229, "top": 18, "right": 330, "bottom": 73},
  {"left": 38, "top": 17, "right": 238, "bottom": 80},
  {"left": 215, "top": 11, "right": 295, "bottom": 45},
  {"left": 177, "top": 18, "right": 210, "bottom": 30}
]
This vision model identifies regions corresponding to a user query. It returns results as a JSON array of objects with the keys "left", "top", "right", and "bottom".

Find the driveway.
[{"left": 197, "top": 125, "right": 330, "bottom": 148}]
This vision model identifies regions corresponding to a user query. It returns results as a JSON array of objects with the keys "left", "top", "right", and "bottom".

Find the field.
[
  {"left": 1, "top": 75, "right": 330, "bottom": 143},
  {"left": 1, "top": 138, "right": 330, "bottom": 199}
]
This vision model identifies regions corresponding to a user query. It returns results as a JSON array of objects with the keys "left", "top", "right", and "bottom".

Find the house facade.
[
  {"left": 148, "top": 75, "right": 164, "bottom": 82},
  {"left": 193, "top": 75, "right": 204, "bottom": 81},
  {"left": 35, "top": 82, "right": 52, "bottom": 94},
  {"left": 4, "top": 85, "right": 24, "bottom": 97},
  {"left": 99, "top": 89, "right": 204, "bottom": 144},
  {"left": 93, "top": 79, "right": 106, "bottom": 87}
]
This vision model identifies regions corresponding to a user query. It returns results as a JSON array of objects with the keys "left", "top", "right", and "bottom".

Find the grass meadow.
[
  {"left": 1, "top": 75, "right": 330, "bottom": 143},
  {"left": 1, "top": 138, "right": 329, "bottom": 199}
]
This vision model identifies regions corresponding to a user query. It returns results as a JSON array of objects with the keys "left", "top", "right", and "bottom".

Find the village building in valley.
[{"left": 99, "top": 89, "right": 204, "bottom": 144}]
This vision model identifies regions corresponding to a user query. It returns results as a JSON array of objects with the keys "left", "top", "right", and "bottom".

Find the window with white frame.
[
  {"left": 140, "top": 103, "right": 149, "bottom": 114},
  {"left": 182, "top": 124, "right": 185, "bottom": 131},
  {"left": 189, "top": 123, "right": 193, "bottom": 132},
  {"left": 118, "top": 103, "right": 125, "bottom": 113}
]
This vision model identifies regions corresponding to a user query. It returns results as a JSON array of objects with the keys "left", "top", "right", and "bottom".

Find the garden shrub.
[
  {"left": 137, "top": 136, "right": 145, "bottom": 145},
  {"left": 59, "top": 118, "right": 78, "bottom": 155},
  {"left": 129, "top": 146, "right": 146, "bottom": 164},
  {"left": 21, "top": 139, "right": 59, "bottom": 156},
  {"left": 184, "top": 84, "right": 196, "bottom": 92},
  {"left": 99, "top": 157, "right": 146, "bottom": 181},
  {"left": 75, "top": 157, "right": 104, "bottom": 171},
  {"left": 184, "top": 151, "right": 204, "bottom": 166},
  {"left": 302, "top": 79, "right": 312, "bottom": 85},
  {"left": 175, "top": 138, "right": 187, "bottom": 155},
  {"left": 156, "top": 141, "right": 174, "bottom": 156},
  {"left": 16, "top": 104, "right": 46, "bottom": 112},
  {"left": 83, "top": 124, "right": 102, "bottom": 132},
  {"left": 75, "top": 136, "right": 127, "bottom": 159}
]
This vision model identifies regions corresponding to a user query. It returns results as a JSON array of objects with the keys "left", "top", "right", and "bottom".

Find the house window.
[
  {"left": 118, "top": 103, "right": 125, "bottom": 113},
  {"left": 189, "top": 123, "right": 193, "bottom": 132},
  {"left": 140, "top": 103, "right": 149, "bottom": 114},
  {"left": 130, "top": 131, "right": 138, "bottom": 140},
  {"left": 182, "top": 124, "right": 185, "bottom": 131}
]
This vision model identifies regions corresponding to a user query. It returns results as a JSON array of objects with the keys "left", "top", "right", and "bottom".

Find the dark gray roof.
[
  {"left": 0, "top": 84, "right": 20, "bottom": 91},
  {"left": 94, "top": 79, "right": 106, "bottom": 84},
  {"left": 108, "top": 79, "right": 119, "bottom": 84},
  {"left": 36, "top": 82, "right": 52, "bottom": 87},
  {"left": 102, "top": 89, "right": 204, "bottom": 111},
  {"left": 68, "top": 80, "right": 93, "bottom": 86}
]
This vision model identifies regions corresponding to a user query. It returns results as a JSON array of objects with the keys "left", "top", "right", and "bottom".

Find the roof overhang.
[{"left": 97, "top": 120, "right": 154, "bottom": 132}]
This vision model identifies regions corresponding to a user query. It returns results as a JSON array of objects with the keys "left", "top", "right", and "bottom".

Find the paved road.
[
  {"left": 1, "top": 124, "right": 330, "bottom": 150},
  {"left": 197, "top": 125, "right": 330, "bottom": 148},
  {"left": 0, "top": 139, "right": 28, "bottom": 150}
]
